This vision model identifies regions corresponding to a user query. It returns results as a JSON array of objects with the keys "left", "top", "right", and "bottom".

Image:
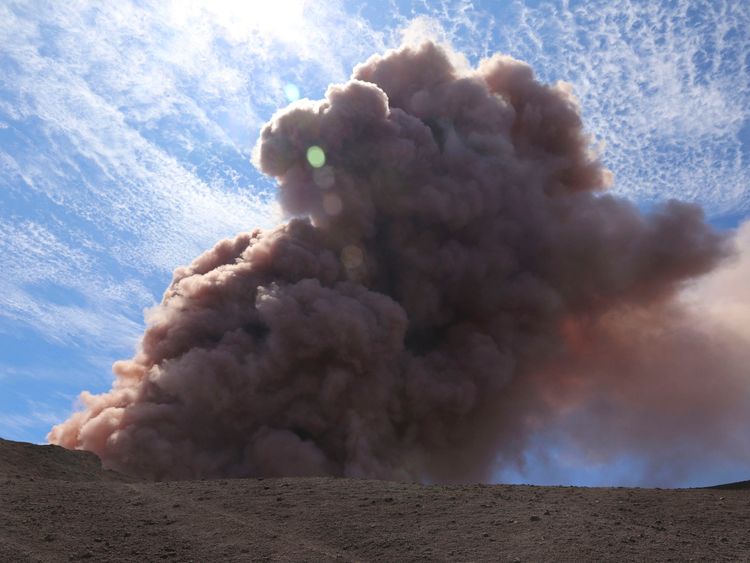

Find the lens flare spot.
[
  {"left": 307, "top": 145, "right": 326, "bottom": 168},
  {"left": 313, "top": 165, "right": 335, "bottom": 189},
  {"left": 322, "top": 193, "right": 342, "bottom": 215},
  {"left": 341, "top": 245, "right": 364, "bottom": 270},
  {"left": 283, "top": 83, "right": 300, "bottom": 102}
]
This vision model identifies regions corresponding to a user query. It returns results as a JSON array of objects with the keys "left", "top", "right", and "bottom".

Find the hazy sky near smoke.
[{"left": 1, "top": 0, "right": 749, "bottom": 486}]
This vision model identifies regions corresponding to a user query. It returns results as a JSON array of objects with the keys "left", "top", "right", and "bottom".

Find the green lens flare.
[
  {"left": 283, "top": 83, "right": 300, "bottom": 102},
  {"left": 306, "top": 145, "right": 326, "bottom": 168}
]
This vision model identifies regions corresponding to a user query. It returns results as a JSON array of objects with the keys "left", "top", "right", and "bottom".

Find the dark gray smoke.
[{"left": 50, "top": 42, "right": 747, "bottom": 483}]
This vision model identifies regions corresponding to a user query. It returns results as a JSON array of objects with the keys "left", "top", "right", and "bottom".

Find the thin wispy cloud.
[
  {"left": 0, "top": 404, "right": 64, "bottom": 430},
  {"left": 0, "top": 1, "right": 390, "bottom": 417},
  {"left": 437, "top": 0, "right": 750, "bottom": 216},
  {"left": 362, "top": 1, "right": 750, "bottom": 216},
  {"left": 0, "top": 397, "right": 71, "bottom": 443}
]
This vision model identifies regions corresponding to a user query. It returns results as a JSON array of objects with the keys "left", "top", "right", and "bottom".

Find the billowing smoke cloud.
[{"left": 49, "top": 42, "right": 749, "bottom": 483}]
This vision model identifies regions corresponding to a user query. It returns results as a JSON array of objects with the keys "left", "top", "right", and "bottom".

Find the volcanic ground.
[{"left": 1, "top": 438, "right": 749, "bottom": 561}]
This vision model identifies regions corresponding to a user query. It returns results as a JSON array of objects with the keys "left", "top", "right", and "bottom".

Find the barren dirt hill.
[
  {"left": 1, "top": 438, "right": 748, "bottom": 562},
  {"left": 0, "top": 438, "right": 132, "bottom": 483}
]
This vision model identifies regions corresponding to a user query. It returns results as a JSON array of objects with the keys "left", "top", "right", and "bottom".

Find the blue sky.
[{"left": 1, "top": 0, "right": 749, "bottom": 486}]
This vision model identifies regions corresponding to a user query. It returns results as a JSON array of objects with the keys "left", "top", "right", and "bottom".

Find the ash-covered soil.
[{"left": 1, "top": 438, "right": 748, "bottom": 562}]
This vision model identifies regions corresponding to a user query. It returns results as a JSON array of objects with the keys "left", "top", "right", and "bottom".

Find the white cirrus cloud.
[{"left": 424, "top": 0, "right": 750, "bottom": 216}]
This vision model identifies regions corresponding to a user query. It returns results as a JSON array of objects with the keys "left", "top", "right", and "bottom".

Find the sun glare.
[{"left": 171, "top": 0, "right": 308, "bottom": 44}]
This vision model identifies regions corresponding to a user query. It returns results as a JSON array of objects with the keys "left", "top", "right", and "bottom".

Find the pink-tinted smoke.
[{"left": 49, "top": 42, "right": 749, "bottom": 483}]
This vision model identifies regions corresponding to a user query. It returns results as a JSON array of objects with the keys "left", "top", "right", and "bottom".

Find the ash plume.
[{"left": 49, "top": 41, "right": 749, "bottom": 482}]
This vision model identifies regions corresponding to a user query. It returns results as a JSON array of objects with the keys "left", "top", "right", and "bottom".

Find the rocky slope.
[{"left": 1, "top": 438, "right": 748, "bottom": 561}]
